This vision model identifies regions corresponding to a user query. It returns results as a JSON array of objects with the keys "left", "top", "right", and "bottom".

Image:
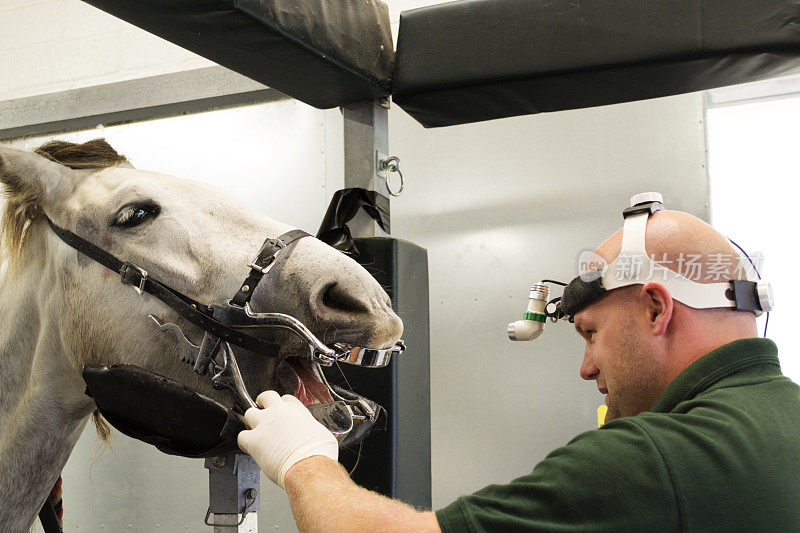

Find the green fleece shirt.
[{"left": 436, "top": 338, "right": 800, "bottom": 532}]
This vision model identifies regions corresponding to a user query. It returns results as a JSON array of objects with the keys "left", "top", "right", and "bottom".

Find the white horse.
[{"left": 0, "top": 139, "right": 402, "bottom": 531}]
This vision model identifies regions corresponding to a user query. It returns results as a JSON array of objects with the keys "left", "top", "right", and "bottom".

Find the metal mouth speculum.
[
  {"left": 236, "top": 302, "right": 405, "bottom": 368},
  {"left": 150, "top": 315, "right": 256, "bottom": 412},
  {"left": 331, "top": 341, "right": 406, "bottom": 368},
  {"left": 149, "top": 304, "right": 405, "bottom": 407}
]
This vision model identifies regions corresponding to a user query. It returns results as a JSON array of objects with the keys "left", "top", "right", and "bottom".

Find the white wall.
[
  {"left": 2, "top": 1, "right": 710, "bottom": 530},
  {"left": 0, "top": 0, "right": 213, "bottom": 100}
]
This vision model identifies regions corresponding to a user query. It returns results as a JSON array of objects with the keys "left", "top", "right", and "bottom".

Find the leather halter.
[{"left": 45, "top": 216, "right": 311, "bottom": 357}]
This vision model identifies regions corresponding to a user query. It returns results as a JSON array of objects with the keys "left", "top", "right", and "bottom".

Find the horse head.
[{"left": 0, "top": 139, "right": 402, "bottom": 528}]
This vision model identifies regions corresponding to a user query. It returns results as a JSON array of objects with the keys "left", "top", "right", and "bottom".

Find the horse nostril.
[{"left": 319, "top": 282, "right": 370, "bottom": 314}]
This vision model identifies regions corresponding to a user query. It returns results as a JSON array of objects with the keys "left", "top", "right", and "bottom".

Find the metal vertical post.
[
  {"left": 342, "top": 99, "right": 391, "bottom": 237},
  {"left": 337, "top": 99, "right": 432, "bottom": 507},
  {"left": 205, "top": 453, "right": 261, "bottom": 532}
]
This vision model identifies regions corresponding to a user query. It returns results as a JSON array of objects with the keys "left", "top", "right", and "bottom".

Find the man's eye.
[{"left": 113, "top": 202, "right": 160, "bottom": 228}]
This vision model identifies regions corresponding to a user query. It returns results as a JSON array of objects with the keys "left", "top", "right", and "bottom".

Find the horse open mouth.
[
  {"left": 274, "top": 357, "right": 335, "bottom": 406},
  {"left": 271, "top": 355, "right": 387, "bottom": 448}
]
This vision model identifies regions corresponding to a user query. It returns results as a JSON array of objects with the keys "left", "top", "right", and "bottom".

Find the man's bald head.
[
  {"left": 595, "top": 210, "right": 749, "bottom": 284},
  {"left": 576, "top": 210, "right": 758, "bottom": 422}
]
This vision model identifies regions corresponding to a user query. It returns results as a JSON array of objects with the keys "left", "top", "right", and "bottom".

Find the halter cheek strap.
[
  {"left": 44, "top": 216, "right": 310, "bottom": 357},
  {"left": 559, "top": 194, "right": 773, "bottom": 319}
]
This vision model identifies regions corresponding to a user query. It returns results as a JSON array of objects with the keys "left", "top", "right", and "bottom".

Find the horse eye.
[{"left": 113, "top": 202, "right": 160, "bottom": 228}]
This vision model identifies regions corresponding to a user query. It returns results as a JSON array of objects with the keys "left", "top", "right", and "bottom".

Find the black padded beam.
[
  {"left": 82, "top": 0, "right": 394, "bottom": 109},
  {"left": 393, "top": 0, "right": 800, "bottom": 128}
]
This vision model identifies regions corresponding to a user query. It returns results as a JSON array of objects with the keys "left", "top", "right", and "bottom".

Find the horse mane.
[
  {"left": 1, "top": 139, "right": 124, "bottom": 443},
  {"left": 0, "top": 139, "right": 127, "bottom": 268}
]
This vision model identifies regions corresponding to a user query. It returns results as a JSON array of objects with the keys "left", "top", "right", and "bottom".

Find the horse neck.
[{"left": 0, "top": 231, "right": 95, "bottom": 531}]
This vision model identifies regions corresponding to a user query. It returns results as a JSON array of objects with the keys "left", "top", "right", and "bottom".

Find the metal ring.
[
  {"left": 379, "top": 156, "right": 405, "bottom": 197},
  {"left": 386, "top": 166, "right": 404, "bottom": 197}
]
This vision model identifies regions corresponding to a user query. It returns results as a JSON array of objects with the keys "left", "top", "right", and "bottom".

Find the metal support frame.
[
  {"left": 0, "top": 66, "right": 288, "bottom": 140},
  {"left": 342, "top": 99, "right": 392, "bottom": 237},
  {"left": 205, "top": 453, "right": 262, "bottom": 532}
]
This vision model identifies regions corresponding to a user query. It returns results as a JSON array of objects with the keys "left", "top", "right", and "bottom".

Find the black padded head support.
[
  {"left": 83, "top": 364, "right": 244, "bottom": 458},
  {"left": 559, "top": 273, "right": 607, "bottom": 319}
]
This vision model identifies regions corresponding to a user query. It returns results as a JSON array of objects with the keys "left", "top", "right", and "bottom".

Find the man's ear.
[
  {"left": 640, "top": 282, "right": 673, "bottom": 336},
  {"left": 0, "top": 146, "right": 77, "bottom": 209}
]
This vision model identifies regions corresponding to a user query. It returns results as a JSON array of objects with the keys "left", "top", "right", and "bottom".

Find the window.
[{"left": 707, "top": 87, "right": 800, "bottom": 382}]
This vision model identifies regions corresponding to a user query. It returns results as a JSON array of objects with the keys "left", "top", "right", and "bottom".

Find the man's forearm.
[{"left": 284, "top": 456, "right": 441, "bottom": 533}]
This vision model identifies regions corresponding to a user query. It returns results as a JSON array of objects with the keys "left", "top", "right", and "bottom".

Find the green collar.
[{"left": 650, "top": 338, "right": 780, "bottom": 413}]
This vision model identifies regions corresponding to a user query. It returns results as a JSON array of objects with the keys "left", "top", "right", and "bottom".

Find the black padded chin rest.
[
  {"left": 83, "top": 364, "right": 387, "bottom": 457},
  {"left": 83, "top": 364, "right": 244, "bottom": 458},
  {"left": 80, "top": 0, "right": 394, "bottom": 108},
  {"left": 393, "top": 0, "right": 800, "bottom": 127}
]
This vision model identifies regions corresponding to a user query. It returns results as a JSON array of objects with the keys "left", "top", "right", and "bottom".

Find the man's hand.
[
  {"left": 238, "top": 391, "right": 338, "bottom": 488},
  {"left": 240, "top": 391, "right": 440, "bottom": 533}
]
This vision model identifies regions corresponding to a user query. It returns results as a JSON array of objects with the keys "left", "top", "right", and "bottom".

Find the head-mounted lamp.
[{"left": 508, "top": 192, "right": 774, "bottom": 341}]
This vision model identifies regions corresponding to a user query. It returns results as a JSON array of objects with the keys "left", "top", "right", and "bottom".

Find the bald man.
[{"left": 238, "top": 207, "right": 800, "bottom": 532}]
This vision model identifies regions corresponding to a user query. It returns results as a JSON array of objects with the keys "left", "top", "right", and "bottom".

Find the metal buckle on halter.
[
  {"left": 247, "top": 238, "right": 285, "bottom": 274},
  {"left": 119, "top": 261, "right": 148, "bottom": 295}
]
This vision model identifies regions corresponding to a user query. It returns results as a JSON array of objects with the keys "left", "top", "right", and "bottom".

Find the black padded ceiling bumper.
[
  {"left": 392, "top": 0, "right": 800, "bottom": 128},
  {"left": 82, "top": 0, "right": 394, "bottom": 109}
]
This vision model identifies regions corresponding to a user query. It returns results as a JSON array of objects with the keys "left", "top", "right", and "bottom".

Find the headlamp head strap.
[{"left": 558, "top": 192, "right": 773, "bottom": 320}]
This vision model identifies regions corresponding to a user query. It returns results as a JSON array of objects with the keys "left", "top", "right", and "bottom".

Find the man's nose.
[{"left": 580, "top": 347, "right": 599, "bottom": 381}]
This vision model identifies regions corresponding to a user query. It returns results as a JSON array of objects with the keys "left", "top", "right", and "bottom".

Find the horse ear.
[{"left": 0, "top": 146, "right": 77, "bottom": 210}]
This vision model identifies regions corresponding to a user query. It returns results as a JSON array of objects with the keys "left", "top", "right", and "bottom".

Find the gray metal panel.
[
  {"left": 342, "top": 101, "right": 392, "bottom": 237},
  {"left": 386, "top": 93, "right": 710, "bottom": 507},
  {"left": 0, "top": 67, "right": 288, "bottom": 140}
]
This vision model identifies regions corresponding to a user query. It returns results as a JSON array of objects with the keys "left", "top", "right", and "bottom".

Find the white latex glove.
[{"left": 238, "top": 391, "right": 339, "bottom": 489}]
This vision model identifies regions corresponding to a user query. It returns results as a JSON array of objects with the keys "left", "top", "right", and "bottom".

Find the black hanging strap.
[
  {"left": 45, "top": 216, "right": 287, "bottom": 357},
  {"left": 316, "top": 188, "right": 390, "bottom": 258}
]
